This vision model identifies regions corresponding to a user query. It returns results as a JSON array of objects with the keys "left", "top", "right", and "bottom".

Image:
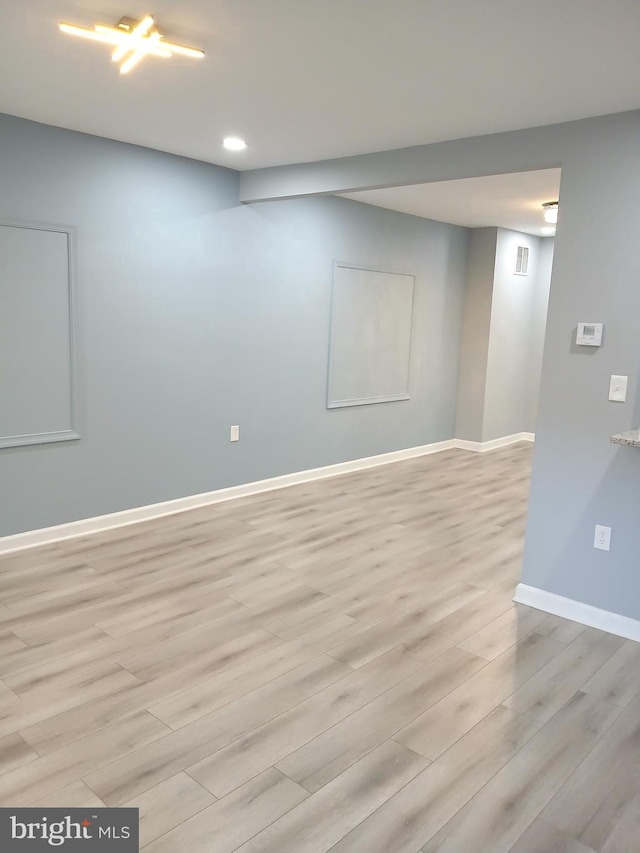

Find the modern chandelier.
[{"left": 59, "top": 14, "right": 204, "bottom": 75}]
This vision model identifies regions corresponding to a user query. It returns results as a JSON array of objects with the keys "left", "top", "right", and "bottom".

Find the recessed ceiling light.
[
  {"left": 223, "top": 137, "right": 247, "bottom": 151},
  {"left": 542, "top": 201, "right": 559, "bottom": 224},
  {"left": 59, "top": 14, "right": 204, "bottom": 75}
]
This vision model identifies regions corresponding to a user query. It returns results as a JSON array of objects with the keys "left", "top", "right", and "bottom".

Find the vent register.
[{"left": 514, "top": 245, "right": 529, "bottom": 276}]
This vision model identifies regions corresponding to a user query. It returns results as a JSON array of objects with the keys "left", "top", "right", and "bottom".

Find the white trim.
[
  {"left": 0, "top": 434, "right": 537, "bottom": 556},
  {"left": 514, "top": 583, "right": 640, "bottom": 643},
  {"left": 0, "top": 439, "right": 457, "bottom": 555},
  {"left": 454, "top": 432, "right": 535, "bottom": 453}
]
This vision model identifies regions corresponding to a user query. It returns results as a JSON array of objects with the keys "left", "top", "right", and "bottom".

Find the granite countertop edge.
[{"left": 611, "top": 429, "right": 640, "bottom": 447}]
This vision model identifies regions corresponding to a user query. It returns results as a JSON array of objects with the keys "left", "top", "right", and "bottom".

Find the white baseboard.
[
  {"left": 455, "top": 432, "right": 535, "bottom": 453},
  {"left": 514, "top": 583, "right": 640, "bottom": 643},
  {"left": 0, "top": 439, "right": 458, "bottom": 555},
  {"left": 0, "top": 433, "right": 537, "bottom": 556}
]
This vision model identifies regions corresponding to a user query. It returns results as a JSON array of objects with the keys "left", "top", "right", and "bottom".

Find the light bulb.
[
  {"left": 223, "top": 137, "right": 247, "bottom": 151},
  {"left": 543, "top": 202, "right": 558, "bottom": 224}
]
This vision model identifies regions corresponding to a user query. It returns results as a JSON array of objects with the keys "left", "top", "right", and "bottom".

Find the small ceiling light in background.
[
  {"left": 223, "top": 137, "right": 248, "bottom": 151},
  {"left": 542, "top": 201, "right": 559, "bottom": 224},
  {"left": 59, "top": 14, "right": 204, "bottom": 74}
]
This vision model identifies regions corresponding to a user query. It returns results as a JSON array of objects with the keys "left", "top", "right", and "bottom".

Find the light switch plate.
[
  {"left": 230, "top": 425, "right": 240, "bottom": 442},
  {"left": 609, "top": 375, "right": 628, "bottom": 402}
]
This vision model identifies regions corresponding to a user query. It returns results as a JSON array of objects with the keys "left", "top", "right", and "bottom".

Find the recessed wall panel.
[
  {"left": 328, "top": 264, "right": 415, "bottom": 408},
  {"left": 0, "top": 222, "right": 79, "bottom": 448}
]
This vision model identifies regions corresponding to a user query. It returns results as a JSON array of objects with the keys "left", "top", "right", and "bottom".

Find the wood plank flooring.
[{"left": 0, "top": 443, "right": 638, "bottom": 851}]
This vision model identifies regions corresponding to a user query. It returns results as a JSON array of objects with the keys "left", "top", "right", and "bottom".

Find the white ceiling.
[
  {"left": 341, "top": 169, "right": 562, "bottom": 235},
  {"left": 0, "top": 1, "right": 639, "bottom": 170}
]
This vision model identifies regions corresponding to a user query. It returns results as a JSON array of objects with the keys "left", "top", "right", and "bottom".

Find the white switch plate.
[
  {"left": 594, "top": 525, "right": 611, "bottom": 551},
  {"left": 608, "top": 375, "right": 628, "bottom": 402},
  {"left": 230, "top": 425, "right": 240, "bottom": 442}
]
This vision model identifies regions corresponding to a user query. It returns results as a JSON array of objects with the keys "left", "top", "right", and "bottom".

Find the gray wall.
[
  {"left": 0, "top": 113, "right": 468, "bottom": 536},
  {"left": 522, "top": 116, "right": 640, "bottom": 620},
  {"left": 454, "top": 228, "right": 496, "bottom": 442},
  {"left": 525, "top": 237, "right": 554, "bottom": 432},
  {"left": 483, "top": 228, "right": 541, "bottom": 441},
  {"left": 456, "top": 228, "right": 553, "bottom": 442}
]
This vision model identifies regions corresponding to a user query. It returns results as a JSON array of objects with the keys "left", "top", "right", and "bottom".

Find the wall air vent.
[{"left": 515, "top": 245, "right": 529, "bottom": 276}]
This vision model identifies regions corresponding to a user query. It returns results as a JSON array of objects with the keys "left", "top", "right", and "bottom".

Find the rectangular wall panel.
[
  {"left": 328, "top": 263, "right": 415, "bottom": 408},
  {"left": 0, "top": 221, "right": 79, "bottom": 448}
]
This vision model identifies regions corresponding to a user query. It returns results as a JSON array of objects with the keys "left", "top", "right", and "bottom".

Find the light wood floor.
[{"left": 1, "top": 443, "right": 639, "bottom": 852}]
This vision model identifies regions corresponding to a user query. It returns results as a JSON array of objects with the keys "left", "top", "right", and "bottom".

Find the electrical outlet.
[
  {"left": 230, "top": 425, "right": 239, "bottom": 442},
  {"left": 594, "top": 524, "right": 611, "bottom": 551}
]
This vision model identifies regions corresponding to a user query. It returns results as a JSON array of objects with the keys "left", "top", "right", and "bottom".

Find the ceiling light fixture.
[
  {"left": 542, "top": 201, "right": 559, "bottom": 225},
  {"left": 59, "top": 15, "right": 204, "bottom": 74},
  {"left": 223, "top": 137, "right": 247, "bottom": 151}
]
